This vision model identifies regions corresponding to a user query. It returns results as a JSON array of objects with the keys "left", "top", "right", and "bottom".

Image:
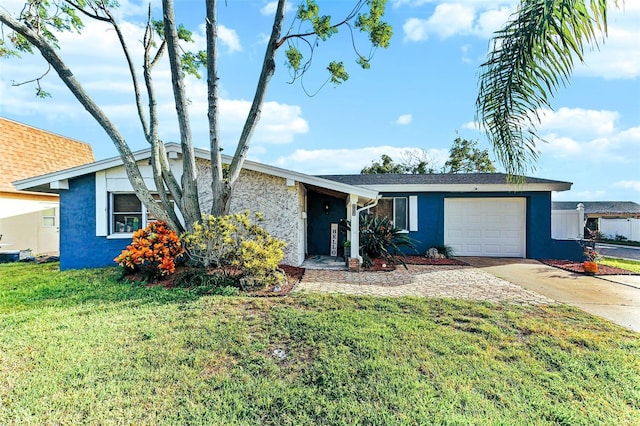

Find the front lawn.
[
  {"left": 600, "top": 257, "right": 640, "bottom": 274},
  {"left": 1, "top": 263, "right": 639, "bottom": 424}
]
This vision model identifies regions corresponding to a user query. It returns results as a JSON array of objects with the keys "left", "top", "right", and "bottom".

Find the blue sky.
[{"left": 1, "top": 0, "right": 639, "bottom": 203}]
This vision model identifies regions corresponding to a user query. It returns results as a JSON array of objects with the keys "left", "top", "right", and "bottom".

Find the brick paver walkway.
[{"left": 293, "top": 265, "right": 554, "bottom": 305}]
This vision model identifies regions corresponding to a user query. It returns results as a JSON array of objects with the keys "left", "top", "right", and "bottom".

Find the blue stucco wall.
[
  {"left": 385, "top": 191, "right": 583, "bottom": 261},
  {"left": 59, "top": 173, "right": 130, "bottom": 270}
]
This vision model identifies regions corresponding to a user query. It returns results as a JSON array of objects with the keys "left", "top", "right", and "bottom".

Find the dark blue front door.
[{"left": 307, "top": 193, "right": 346, "bottom": 255}]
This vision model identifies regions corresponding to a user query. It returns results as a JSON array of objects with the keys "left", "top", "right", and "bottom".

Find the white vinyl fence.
[
  {"left": 600, "top": 218, "right": 640, "bottom": 242},
  {"left": 552, "top": 207, "right": 584, "bottom": 240}
]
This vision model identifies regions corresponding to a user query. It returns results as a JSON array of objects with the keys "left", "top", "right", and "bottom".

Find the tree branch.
[
  {"left": 161, "top": 0, "right": 201, "bottom": 227},
  {"left": 0, "top": 8, "right": 179, "bottom": 230},
  {"left": 227, "top": 0, "right": 286, "bottom": 186}
]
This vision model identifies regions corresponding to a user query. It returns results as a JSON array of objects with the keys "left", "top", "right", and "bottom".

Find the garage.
[{"left": 444, "top": 198, "right": 526, "bottom": 257}]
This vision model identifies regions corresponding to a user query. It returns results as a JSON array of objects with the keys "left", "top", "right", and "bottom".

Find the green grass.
[
  {"left": 601, "top": 257, "right": 640, "bottom": 273},
  {"left": 1, "top": 263, "right": 639, "bottom": 425}
]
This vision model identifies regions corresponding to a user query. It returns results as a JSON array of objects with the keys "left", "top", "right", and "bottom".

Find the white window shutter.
[
  {"left": 95, "top": 171, "right": 108, "bottom": 236},
  {"left": 409, "top": 196, "right": 418, "bottom": 231}
]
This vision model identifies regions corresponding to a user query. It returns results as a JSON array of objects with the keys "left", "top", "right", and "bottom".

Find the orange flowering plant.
[{"left": 114, "top": 221, "right": 184, "bottom": 278}]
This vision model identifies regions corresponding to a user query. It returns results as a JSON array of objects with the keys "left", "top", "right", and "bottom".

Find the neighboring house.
[
  {"left": 0, "top": 117, "right": 95, "bottom": 255},
  {"left": 14, "top": 143, "right": 582, "bottom": 270},
  {"left": 553, "top": 201, "right": 640, "bottom": 241}
]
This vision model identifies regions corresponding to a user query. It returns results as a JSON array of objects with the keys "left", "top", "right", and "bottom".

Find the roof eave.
[
  {"left": 358, "top": 183, "right": 572, "bottom": 193},
  {"left": 14, "top": 143, "right": 378, "bottom": 200}
]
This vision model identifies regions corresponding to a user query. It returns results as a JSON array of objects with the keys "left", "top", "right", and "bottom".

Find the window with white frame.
[
  {"left": 372, "top": 197, "right": 408, "bottom": 230},
  {"left": 42, "top": 208, "right": 56, "bottom": 227},
  {"left": 110, "top": 193, "right": 174, "bottom": 234},
  {"left": 111, "top": 194, "right": 143, "bottom": 234}
]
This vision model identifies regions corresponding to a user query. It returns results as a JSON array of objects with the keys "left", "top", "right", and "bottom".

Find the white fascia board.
[
  {"left": 14, "top": 142, "right": 379, "bottom": 200},
  {"left": 13, "top": 145, "right": 158, "bottom": 192},
  {"left": 195, "top": 148, "right": 379, "bottom": 200},
  {"left": 359, "top": 182, "right": 572, "bottom": 193}
]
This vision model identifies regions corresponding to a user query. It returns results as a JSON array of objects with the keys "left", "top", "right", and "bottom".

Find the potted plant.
[
  {"left": 582, "top": 245, "right": 599, "bottom": 275},
  {"left": 343, "top": 240, "right": 351, "bottom": 266}
]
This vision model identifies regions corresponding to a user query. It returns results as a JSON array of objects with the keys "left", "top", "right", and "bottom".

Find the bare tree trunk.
[
  {"left": 209, "top": 0, "right": 286, "bottom": 215},
  {"left": 205, "top": 0, "right": 231, "bottom": 216},
  {"left": 0, "top": 10, "right": 177, "bottom": 229},
  {"left": 140, "top": 14, "right": 184, "bottom": 231},
  {"left": 110, "top": 8, "right": 184, "bottom": 231},
  {"left": 162, "top": 0, "right": 201, "bottom": 229}
]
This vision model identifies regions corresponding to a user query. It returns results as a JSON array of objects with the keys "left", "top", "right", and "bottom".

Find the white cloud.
[
  {"left": 614, "top": 181, "right": 640, "bottom": 192},
  {"left": 398, "top": 1, "right": 639, "bottom": 79},
  {"left": 575, "top": 15, "right": 640, "bottom": 79},
  {"left": 537, "top": 107, "right": 619, "bottom": 138},
  {"left": 536, "top": 108, "right": 639, "bottom": 163},
  {"left": 218, "top": 25, "right": 243, "bottom": 53},
  {"left": 402, "top": 3, "right": 514, "bottom": 42},
  {"left": 260, "top": 1, "right": 295, "bottom": 16},
  {"left": 395, "top": 114, "right": 413, "bottom": 125},
  {"left": 0, "top": 11, "right": 304, "bottom": 149},
  {"left": 273, "top": 146, "right": 449, "bottom": 175}
]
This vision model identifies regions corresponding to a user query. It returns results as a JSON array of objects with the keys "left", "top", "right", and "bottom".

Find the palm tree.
[{"left": 477, "top": 0, "right": 611, "bottom": 177}]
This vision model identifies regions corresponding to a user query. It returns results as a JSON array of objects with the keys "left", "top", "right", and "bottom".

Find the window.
[
  {"left": 373, "top": 197, "right": 408, "bottom": 230},
  {"left": 42, "top": 208, "right": 56, "bottom": 227},
  {"left": 110, "top": 193, "right": 175, "bottom": 235},
  {"left": 112, "top": 194, "right": 143, "bottom": 234}
]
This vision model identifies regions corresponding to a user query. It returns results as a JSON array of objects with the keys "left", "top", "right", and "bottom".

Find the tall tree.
[
  {"left": 442, "top": 137, "right": 496, "bottom": 174},
  {"left": 361, "top": 154, "right": 405, "bottom": 174},
  {"left": 477, "top": 0, "right": 611, "bottom": 177},
  {"left": 361, "top": 149, "right": 436, "bottom": 174},
  {"left": 0, "top": 0, "right": 392, "bottom": 231}
]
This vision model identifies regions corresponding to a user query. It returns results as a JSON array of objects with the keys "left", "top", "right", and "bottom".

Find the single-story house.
[
  {"left": 0, "top": 117, "right": 95, "bottom": 256},
  {"left": 14, "top": 143, "right": 582, "bottom": 270}
]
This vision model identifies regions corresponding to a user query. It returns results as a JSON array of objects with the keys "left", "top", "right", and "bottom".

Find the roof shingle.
[
  {"left": 552, "top": 201, "right": 640, "bottom": 215},
  {"left": 0, "top": 117, "right": 95, "bottom": 193},
  {"left": 318, "top": 173, "right": 570, "bottom": 186}
]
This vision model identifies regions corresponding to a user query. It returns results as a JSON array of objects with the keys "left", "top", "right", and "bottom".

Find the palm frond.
[{"left": 476, "top": 0, "right": 609, "bottom": 177}]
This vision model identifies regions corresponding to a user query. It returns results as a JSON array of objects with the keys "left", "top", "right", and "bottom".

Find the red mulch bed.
[
  {"left": 362, "top": 256, "right": 468, "bottom": 272},
  {"left": 123, "top": 264, "right": 305, "bottom": 297},
  {"left": 539, "top": 259, "right": 638, "bottom": 276}
]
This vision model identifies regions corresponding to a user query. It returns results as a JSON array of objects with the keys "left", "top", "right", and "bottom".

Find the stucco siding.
[
  {"left": 197, "top": 160, "right": 302, "bottom": 266},
  {"left": 60, "top": 174, "right": 130, "bottom": 270},
  {"left": 383, "top": 191, "right": 582, "bottom": 261},
  {"left": 230, "top": 171, "right": 301, "bottom": 266}
]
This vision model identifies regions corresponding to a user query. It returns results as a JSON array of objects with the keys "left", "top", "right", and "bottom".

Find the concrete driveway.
[{"left": 463, "top": 257, "right": 640, "bottom": 332}]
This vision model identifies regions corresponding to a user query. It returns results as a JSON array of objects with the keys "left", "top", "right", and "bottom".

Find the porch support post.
[{"left": 348, "top": 194, "right": 360, "bottom": 261}]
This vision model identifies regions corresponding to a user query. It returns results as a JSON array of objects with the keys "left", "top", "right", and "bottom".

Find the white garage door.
[{"left": 444, "top": 198, "right": 526, "bottom": 257}]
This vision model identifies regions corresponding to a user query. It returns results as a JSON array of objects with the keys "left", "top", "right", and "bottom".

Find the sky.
[{"left": 1, "top": 0, "right": 639, "bottom": 203}]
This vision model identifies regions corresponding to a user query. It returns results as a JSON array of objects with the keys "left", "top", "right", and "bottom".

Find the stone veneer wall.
[{"left": 196, "top": 159, "right": 301, "bottom": 266}]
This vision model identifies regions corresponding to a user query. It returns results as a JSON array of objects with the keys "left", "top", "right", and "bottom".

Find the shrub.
[
  {"left": 181, "top": 211, "right": 286, "bottom": 290},
  {"left": 114, "top": 221, "right": 184, "bottom": 279},
  {"left": 174, "top": 269, "right": 239, "bottom": 295},
  {"left": 359, "top": 213, "right": 416, "bottom": 267},
  {"left": 427, "top": 245, "right": 455, "bottom": 259}
]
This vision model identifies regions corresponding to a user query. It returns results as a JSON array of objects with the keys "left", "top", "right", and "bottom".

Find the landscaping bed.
[
  {"left": 539, "top": 259, "right": 639, "bottom": 275},
  {"left": 123, "top": 263, "right": 305, "bottom": 297}
]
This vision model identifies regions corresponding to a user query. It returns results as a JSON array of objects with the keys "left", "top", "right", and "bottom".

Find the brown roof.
[{"left": 0, "top": 117, "right": 95, "bottom": 193}]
